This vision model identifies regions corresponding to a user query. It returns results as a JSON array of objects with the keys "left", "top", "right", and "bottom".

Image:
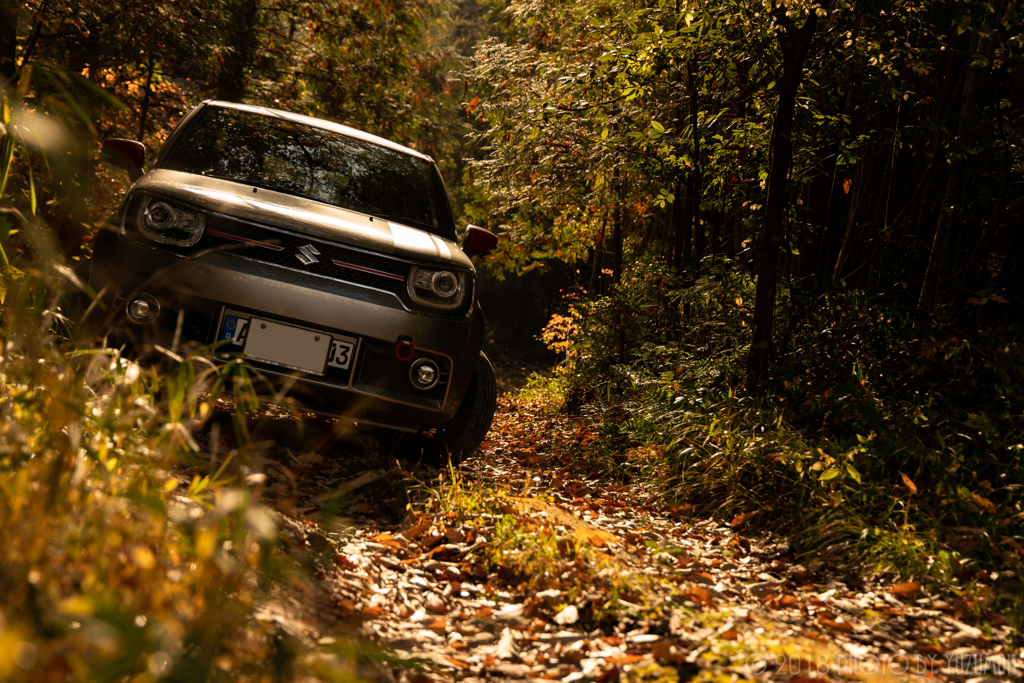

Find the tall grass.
[{"left": 0, "top": 88, "right": 365, "bottom": 681}]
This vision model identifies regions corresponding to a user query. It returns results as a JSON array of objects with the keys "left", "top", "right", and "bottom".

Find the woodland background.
[{"left": 0, "top": 0, "right": 1022, "bottom": 678}]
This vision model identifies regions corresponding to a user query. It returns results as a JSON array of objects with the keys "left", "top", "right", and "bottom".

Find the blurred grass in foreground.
[{"left": 0, "top": 85, "right": 374, "bottom": 682}]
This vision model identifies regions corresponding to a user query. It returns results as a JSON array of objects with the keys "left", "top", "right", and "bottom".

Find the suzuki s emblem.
[{"left": 296, "top": 244, "right": 320, "bottom": 265}]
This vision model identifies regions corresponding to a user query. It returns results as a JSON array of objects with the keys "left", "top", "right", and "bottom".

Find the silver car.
[{"left": 90, "top": 100, "right": 498, "bottom": 462}]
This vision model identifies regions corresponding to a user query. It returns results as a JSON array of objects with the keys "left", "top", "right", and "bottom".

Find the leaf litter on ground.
[{"left": 196, "top": 395, "right": 1023, "bottom": 683}]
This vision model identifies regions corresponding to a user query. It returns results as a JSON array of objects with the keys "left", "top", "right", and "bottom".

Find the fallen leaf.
[
  {"left": 899, "top": 472, "right": 918, "bottom": 495},
  {"left": 652, "top": 640, "right": 686, "bottom": 662},
  {"left": 575, "top": 527, "right": 619, "bottom": 548},
  {"left": 971, "top": 492, "right": 997, "bottom": 514},
  {"left": 445, "top": 656, "right": 471, "bottom": 670},
  {"left": 687, "top": 586, "right": 715, "bottom": 608},
  {"left": 890, "top": 581, "right": 921, "bottom": 600},
  {"left": 730, "top": 511, "right": 757, "bottom": 528},
  {"left": 818, "top": 615, "right": 852, "bottom": 632}
]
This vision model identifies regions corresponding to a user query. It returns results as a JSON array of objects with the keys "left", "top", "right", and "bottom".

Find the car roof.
[{"left": 203, "top": 100, "right": 435, "bottom": 163}]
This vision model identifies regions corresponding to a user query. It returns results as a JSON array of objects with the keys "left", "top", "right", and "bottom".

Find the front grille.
[
  {"left": 359, "top": 346, "right": 408, "bottom": 391},
  {"left": 193, "top": 215, "right": 410, "bottom": 295}
]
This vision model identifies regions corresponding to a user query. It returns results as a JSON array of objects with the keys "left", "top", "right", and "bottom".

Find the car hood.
[{"left": 132, "top": 170, "right": 473, "bottom": 269}]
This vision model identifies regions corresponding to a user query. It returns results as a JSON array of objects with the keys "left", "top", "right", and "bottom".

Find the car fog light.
[
  {"left": 410, "top": 358, "right": 440, "bottom": 390},
  {"left": 125, "top": 293, "right": 160, "bottom": 324}
]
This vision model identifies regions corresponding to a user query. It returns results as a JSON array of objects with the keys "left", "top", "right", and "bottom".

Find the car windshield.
[{"left": 160, "top": 106, "right": 455, "bottom": 239}]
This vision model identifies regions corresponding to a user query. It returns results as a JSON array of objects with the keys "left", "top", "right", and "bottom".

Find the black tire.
[{"left": 408, "top": 352, "right": 497, "bottom": 467}]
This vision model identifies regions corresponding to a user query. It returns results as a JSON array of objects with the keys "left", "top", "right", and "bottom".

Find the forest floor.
[{"left": 187, "top": 390, "right": 1024, "bottom": 683}]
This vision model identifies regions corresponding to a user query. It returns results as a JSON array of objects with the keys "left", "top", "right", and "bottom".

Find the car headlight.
[
  {"left": 407, "top": 265, "right": 471, "bottom": 312},
  {"left": 127, "top": 194, "right": 206, "bottom": 247}
]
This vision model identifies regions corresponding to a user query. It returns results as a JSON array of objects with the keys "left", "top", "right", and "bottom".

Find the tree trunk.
[
  {"left": 747, "top": 6, "right": 821, "bottom": 387},
  {"left": 797, "top": 150, "right": 837, "bottom": 289},
  {"left": 138, "top": 57, "right": 155, "bottom": 141},
  {"left": 689, "top": 58, "right": 704, "bottom": 274},
  {"left": 217, "top": 0, "right": 260, "bottom": 101},
  {"left": 671, "top": 178, "right": 684, "bottom": 272},
  {"left": 918, "top": 33, "right": 983, "bottom": 317},
  {"left": 0, "top": 0, "right": 17, "bottom": 84}
]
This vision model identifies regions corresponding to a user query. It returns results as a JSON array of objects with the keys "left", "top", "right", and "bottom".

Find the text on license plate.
[{"left": 221, "top": 315, "right": 355, "bottom": 372}]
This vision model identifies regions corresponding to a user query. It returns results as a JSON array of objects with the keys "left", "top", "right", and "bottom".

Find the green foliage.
[{"left": 551, "top": 263, "right": 1024, "bottom": 593}]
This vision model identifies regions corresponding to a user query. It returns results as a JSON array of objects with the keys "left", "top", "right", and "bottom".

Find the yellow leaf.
[
  {"left": 59, "top": 596, "right": 94, "bottom": 617},
  {"left": 899, "top": 472, "right": 917, "bottom": 495},
  {"left": 196, "top": 527, "right": 217, "bottom": 559},
  {"left": 131, "top": 545, "right": 156, "bottom": 570},
  {"left": 574, "top": 526, "right": 619, "bottom": 548},
  {"left": 164, "top": 479, "right": 179, "bottom": 494}
]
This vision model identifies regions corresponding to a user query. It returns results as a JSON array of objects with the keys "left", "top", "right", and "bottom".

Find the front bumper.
[{"left": 88, "top": 229, "right": 484, "bottom": 430}]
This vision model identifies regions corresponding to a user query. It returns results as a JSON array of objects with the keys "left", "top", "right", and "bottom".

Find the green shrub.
[{"left": 553, "top": 261, "right": 1024, "bottom": 599}]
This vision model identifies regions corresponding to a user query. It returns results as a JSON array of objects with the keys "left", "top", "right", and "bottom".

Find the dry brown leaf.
[
  {"left": 444, "top": 656, "right": 471, "bottom": 670},
  {"left": 474, "top": 606, "right": 493, "bottom": 619},
  {"left": 899, "top": 472, "right": 918, "bottom": 495},
  {"left": 687, "top": 586, "right": 716, "bottom": 608},
  {"left": 890, "top": 581, "right": 921, "bottom": 599},
  {"left": 818, "top": 615, "right": 853, "bottom": 632},
  {"left": 652, "top": 640, "right": 686, "bottom": 662},
  {"left": 402, "top": 519, "right": 430, "bottom": 540},
  {"left": 730, "top": 511, "right": 757, "bottom": 528},
  {"left": 607, "top": 655, "right": 646, "bottom": 664},
  {"left": 334, "top": 554, "right": 357, "bottom": 570},
  {"left": 971, "top": 492, "right": 997, "bottom": 514},
  {"left": 574, "top": 526, "right": 619, "bottom": 548}
]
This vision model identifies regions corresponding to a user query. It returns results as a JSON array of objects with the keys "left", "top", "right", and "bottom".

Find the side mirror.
[
  {"left": 461, "top": 224, "right": 497, "bottom": 257},
  {"left": 102, "top": 138, "right": 147, "bottom": 182}
]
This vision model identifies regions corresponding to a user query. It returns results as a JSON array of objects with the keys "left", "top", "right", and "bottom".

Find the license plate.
[
  {"left": 244, "top": 318, "right": 333, "bottom": 375},
  {"left": 219, "top": 314, "right": 356, "bottom": 378}
]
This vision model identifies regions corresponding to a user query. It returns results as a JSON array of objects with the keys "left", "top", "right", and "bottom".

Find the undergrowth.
[
  {"left": 416, "top": 467, "right": 669, "bottom": 626},
  {"left": 0, "top": 268, "right": 373, "bottom": 681},
  {"left": 537, "top": 255, "right": 1024, "bottom": 621},
  {"left": 0, "top": 88, "right": 386, "bottom": 680}
]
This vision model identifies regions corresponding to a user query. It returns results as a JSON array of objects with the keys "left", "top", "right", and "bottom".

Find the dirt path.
[{"left": 199, "top": 398, "right": 1023, "bottom": 682}]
